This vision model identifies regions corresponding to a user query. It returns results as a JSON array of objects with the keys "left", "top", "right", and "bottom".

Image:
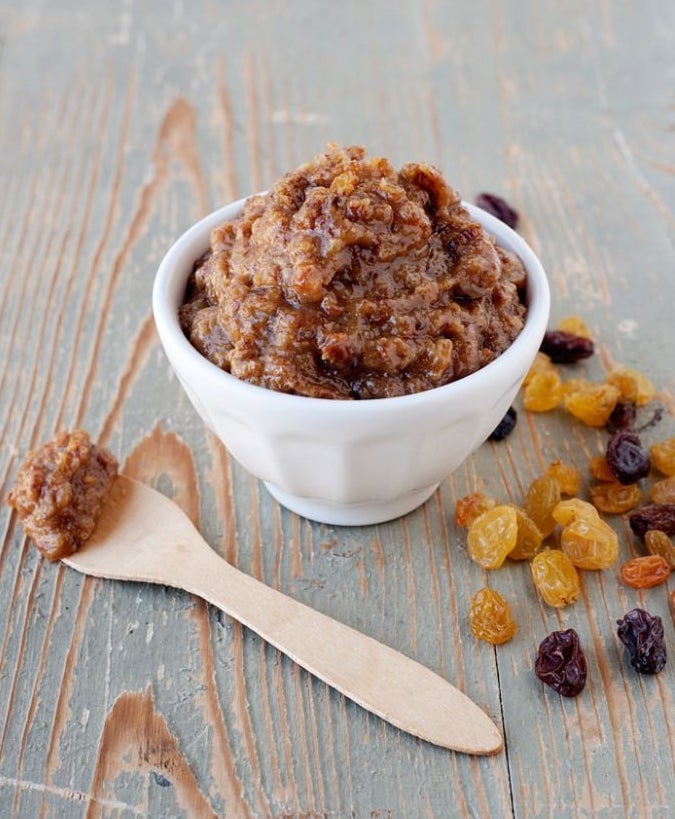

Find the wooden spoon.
[{"left": 63, "top": 475, "right": 503, "bottom": 755}]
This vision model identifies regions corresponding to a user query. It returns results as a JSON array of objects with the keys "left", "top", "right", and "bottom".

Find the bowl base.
[{"left": 263, "top": 482, "right": 439, "bottom": 526}]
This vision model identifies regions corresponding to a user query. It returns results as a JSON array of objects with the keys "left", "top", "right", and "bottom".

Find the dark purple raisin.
[
  {"left": 605, "top": 430, "right": 650, "bottom": 484},
  {"left": 534, "top": 628, "right": 588, "bottom": 697},
  {"left": 606, "top": 401, "right": 636, "bottom": 433},
  {"left": 616, "top": 608, "right": 667, "bottom": 674},
  {"left": 475, "top": 192, "right": 519, "bottom": 229},
  {"left": 629, "top": 504, "right": 675, "bottom": 538},
  {"left": 489, "top": 407, "right": 518, "bottom": 441},
  {"left": 539, "top": 331, "right": 594, "bottom": 364}
]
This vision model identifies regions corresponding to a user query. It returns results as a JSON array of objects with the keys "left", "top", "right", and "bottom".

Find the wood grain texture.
[{"left": 0, "top": 1, "right": 674, "bottom": 816}]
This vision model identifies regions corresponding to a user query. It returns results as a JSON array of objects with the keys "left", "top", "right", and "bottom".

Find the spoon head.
[{"left": 62, "top": 475, "right": 206, "bottom": 586}]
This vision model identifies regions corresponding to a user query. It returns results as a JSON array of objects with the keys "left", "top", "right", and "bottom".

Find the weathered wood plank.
[{"left": 0, "top": 0, "right": 673, "bottom": 816}]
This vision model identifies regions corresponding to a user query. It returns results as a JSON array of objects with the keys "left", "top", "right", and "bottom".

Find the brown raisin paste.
[
  {"left": 180, "top": 145, "right": 527, "bottom": 399},
  {"left": 7, "top": 430, "right": 118, "bottom": 561}
]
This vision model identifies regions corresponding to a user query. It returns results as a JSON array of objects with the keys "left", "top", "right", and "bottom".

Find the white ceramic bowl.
[{"left": 153, "top": 197, "right": 550, "bottom": 526}]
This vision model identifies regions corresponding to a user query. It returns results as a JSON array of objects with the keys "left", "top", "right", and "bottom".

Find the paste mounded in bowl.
[
  {"left": 154, "top": 148, "right": 550, "bottom": 525},
  {"left": 179, "top": 145, "right": 527, "bottom": 400}
]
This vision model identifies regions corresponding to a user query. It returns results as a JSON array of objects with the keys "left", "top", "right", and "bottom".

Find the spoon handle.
[
  {"left": 180, "top": 544, "right": 502, "bottom": 755},
  {"left": 64, "top": 477, "right": 501, "bottom": 755}
]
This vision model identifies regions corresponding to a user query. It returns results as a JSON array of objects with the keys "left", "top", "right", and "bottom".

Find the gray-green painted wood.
[{"left": 1, "top": 1, "right": 674, "bottom": 816}]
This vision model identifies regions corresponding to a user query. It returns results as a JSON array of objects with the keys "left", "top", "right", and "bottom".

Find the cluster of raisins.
[
  {"left": 518, "top": 316, "right": 657, "bottom": 430},
  {"left": 460, "top": 314, "right": 673, "bottom": 693},
  {"left": 586, "top": 431, "right": 675, "bottom": 588},
  {"left": 510, "top": 313, "right": 675, "bottom": 588},
  {"left": 457, "top": 466, "right": 625, "bottom": 615}
]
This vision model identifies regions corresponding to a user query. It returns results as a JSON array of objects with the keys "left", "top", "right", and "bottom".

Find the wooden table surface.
[{"left": 1, "top": 2, "right": 674, "bottom": 816}]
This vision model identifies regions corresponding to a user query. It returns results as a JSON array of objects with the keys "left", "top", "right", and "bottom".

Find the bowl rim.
[{"left": 153, "top": 196, "right": 550, "bottom": 414}]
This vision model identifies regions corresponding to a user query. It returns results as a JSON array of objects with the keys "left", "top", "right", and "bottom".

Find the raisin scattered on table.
[
  {"left": 557, "top": 315, "right": 592, "bottom": 339},
  {"left": 589, "top": 481, "right": 642, "bottom": 515},
  {"left": 650, "top": 437, "right": 675, "bottom": 476},
  {"left": 606, "top": 401, "right": 637, "bottom": 433},
  {"left": 565, "top": 383, "right": 619, "bottom": 427},
  {"left": 475, "top": 192, "right": 519, "bottom": 229},
  {"left": 454, "top": 492, "right": 496, "bottom": 528},
  {"left": 551, "top": 497, "right": 619, "bottom": 569},
  {"left": 644, "top": 529, "right": 675, "bottom": 569},
  {"left": 540, "top": 330, "right": 594, "bottom": 364},
  {"left": 531, "top": 549, "right": 580, "bottom": 608},
  {"left": 629, "top": 504, "right": 675, "bottom": 538},
  {"left": 649, "top": 476, "right": 675, "bottom": 504},
  {"left": 509, "top": 506, "right": 543, "bottom": 560},
  {"left": 619, "top": 555, "right": 670, "bottom": 589},
  {"left": 489, "top": 406, "right": 518, "bottom": 441},
  {"left": 469, "top": 588, "right": 517, "bottom": 644},
  {"left": 467, "top": 505, "right": 518, "bottom": 569},
  {"left": 546, "top": 460, "right": 581, "bottom": 496},
  {"left": 606, "top": 367, "right": 656, "bottom": 407},
  {"left": 560, "top": 513, "right": 619, "bottom": 569},
  {"left": 523, "top": 370, "right": 563, "bottom": 412},
  {"left": 524, "top": 475, "right": 561, "bottom": 538},
  {"left": 589, "top": 455, "right": 617, "bottom": 482},
  {"left": 616, "top": 609, "right": 667, "bottom": 674},
  {"left": 605, "top": 429, "right": 650, "bottom": 485},
  {"left": 524, "top": 351, "right": 554, "bottom": 385},
  {"left": 535, "top": 629, "right": 588, "bottom": 696},
  {"left": 552, "top": 497, "right": 600, "bottom": 527}
]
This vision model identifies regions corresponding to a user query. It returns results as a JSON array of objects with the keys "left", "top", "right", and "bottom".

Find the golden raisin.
[
  {"left": 523, "top": 352, "right": 554, "bottom": 386},
  {"left": 606, "top": 367, "right": 655, "bottom": 407},
  {"left": 557, "top": 315, "right": 592, "bottom": 339},
  {"left": 649, "top": 476, "right": 675, "bottom": 504},
  {"left": 546, "top": 460, "right": 581, "bottom": 496},
  {"left": 564, "top": 383, "right": 620, "bottom": 427},
  {"left": 524, "top": 476, "right": 562, "bottom": 538},
  {"left": 467, "top": 505, "right": 518, "bottom": 570},
  {"left": 650, "top": 437, "right": 675, "bottom": 477},
  {"left": 560, "top": 515, "right": 619, "bottom": 569},
  {"left": 589, "top": 482, "right": 643, "bottom": 515},
  {"left": 560, "top": 377, "right": 593, "bottom": 400},
  {"left": 644, "top": 530, "right": 675, "bottom": 570},
  {"left": 552, "top": 498, "right": 600, "bottom": 527},
  {"left": 509, "top": 506, "right": 543, "bottom": 560},
  {"left": 523, "top": 370, "right": 563, "bottom": 412},
  {"left": 531, "top": 550, "right": 581, "bottom": 608},
  {"left": 589, "top": 455, "right": 617, "bottom": 482},
  {"left": 605, "top": 370, "right": 638, "bottom": 403},
  {"left": 620, "top": 555, "right": 670, "bottom": 589},
  {"left": 455, "top": 492, "right": 496, "bottom": 528},
  {"left": 469, "top": 588, "right": 517, "bottom": 644},
  {"left": 632, "top": 371, "right": 656, "bottom": 406}
]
